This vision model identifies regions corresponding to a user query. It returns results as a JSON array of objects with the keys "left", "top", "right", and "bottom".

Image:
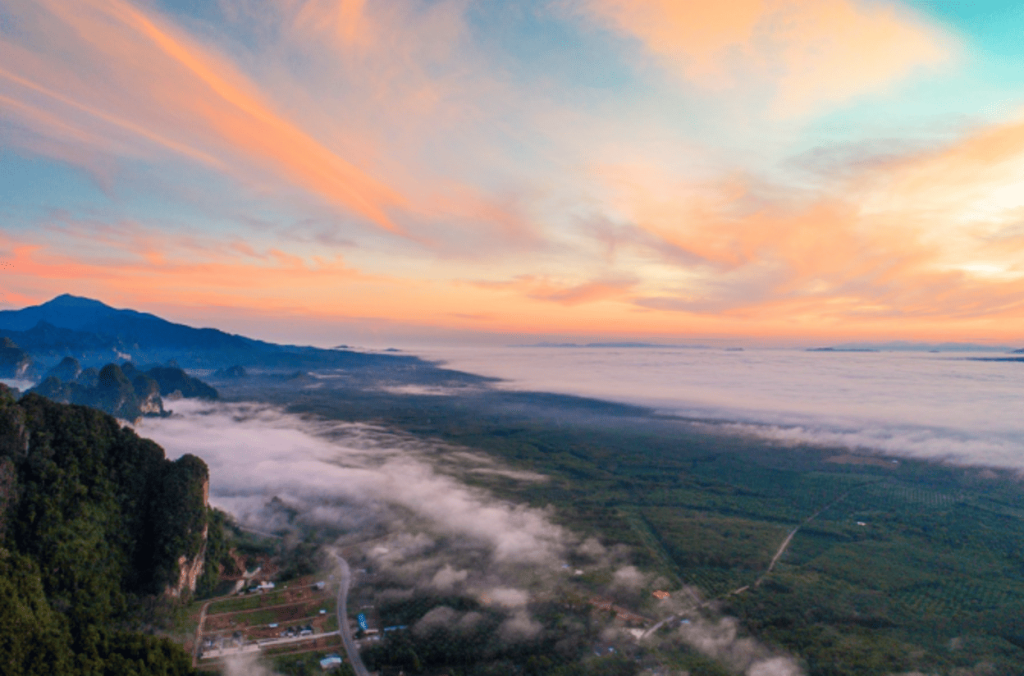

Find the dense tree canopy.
[{"left": 0, "top": 384, "right": 206, "bottom": 675}]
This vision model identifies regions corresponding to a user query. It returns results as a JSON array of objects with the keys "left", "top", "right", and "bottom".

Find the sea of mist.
[
  {"left": 138, "top": 399, "right": 804, "bottom": 675},
  {"left": 419, "top": 346, "right": 1024, "bottom": 470},
  {"left": 139, "top": 400, "right": 566, "bottom": 565}
]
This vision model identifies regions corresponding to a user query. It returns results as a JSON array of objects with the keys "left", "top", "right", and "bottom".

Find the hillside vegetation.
[{"left": 0, "top": 385, "right": 211, "bottom": 675}]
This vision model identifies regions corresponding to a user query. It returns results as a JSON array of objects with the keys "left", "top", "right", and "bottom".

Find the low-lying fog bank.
[
  {"left": 138, "top": 399, "right": 803, "bottom": 675},
  {"left": 420, "top": 347, "right": 1024, "bottom": 470},
  {"left": 140, "top": 399, "right": 565, "bottom": 566}
]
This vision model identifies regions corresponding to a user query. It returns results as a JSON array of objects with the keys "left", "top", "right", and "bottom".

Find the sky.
[{"left": 2, "top": 0, "right": 1024, "bottom": 347}]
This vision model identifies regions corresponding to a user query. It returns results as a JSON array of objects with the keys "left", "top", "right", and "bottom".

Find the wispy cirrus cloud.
[
  {"left": 469, "top": 275, "right": 637, "bottom": 307},
  {"left": 572, "top": 0, "right": 954, "bottom": 115},
  {"left": 0, "top": 0, "right": 406, "bottom": 229},
  {"left": 0, "top": 0, "right": 531, "bottom": 240},
  {"left": 0, "top": 217, "right": 386, "bottom": 313},
  {"left": 2, "top": 0, "right": 1023, "bottom": 343},
  {"left": 592, "top": 115, "right": 1024, "bottom": 326}
]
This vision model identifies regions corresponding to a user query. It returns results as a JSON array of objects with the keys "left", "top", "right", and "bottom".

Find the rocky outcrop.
[
  {"left": 164, "top": 478, "right": 210, "bottom": 598},
  {"left": 29, "top": 362, "right": 167, "bottom": 420},
  {"left": 138, "top": 391, "right": 164, "bottom": 416},
  {"left": 0, "top": 456, "right": 15, "bottom": 541},
  {"left": 129, "top": 371, "right": 165, "bottom": 416},
  {"left": 0, "top": 385, "right": 29, "bottom": 458},
  {"left": 44, "top": 356, "right": 82, "bottom": 382},
  {"left": 213, "top": 364, "right": 247, "bottom": 379},
  {"left": 165, "top": 526, "right": 208, "bottom": 598},
  {"left": 0, "top": 337, "right": 33, "bottom": 378},
  {"left": 146, "top": 366, "right": 219, "bottom": 400}
]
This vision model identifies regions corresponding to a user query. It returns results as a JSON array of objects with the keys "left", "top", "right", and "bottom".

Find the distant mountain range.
[
  {"left": 0, "top": 294, "right": 425, "bottom": 373},
  {"left": 517, "top": 341, "right": 711, "bottom": 349},
  {"left": 808, "top": 341, "right": 1020, "bottom": 353}
]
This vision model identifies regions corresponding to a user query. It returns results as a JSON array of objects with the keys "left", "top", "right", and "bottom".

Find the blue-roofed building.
[{"left": 319, "top": 654, "right": 343, "bottom": 670}]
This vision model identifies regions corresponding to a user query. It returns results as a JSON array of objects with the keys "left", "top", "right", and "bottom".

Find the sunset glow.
[{"left": 2, "top": 0, "right": 1023, "bottom": 345}]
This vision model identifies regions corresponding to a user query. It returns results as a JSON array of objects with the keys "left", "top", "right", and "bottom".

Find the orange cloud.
[
  {"left": 593, "top": 144, "right": 1024, "bottom": 326},
  {"left": 0, "top": 0, "right": 548, "bottom": 249},
  {"left": 471, "top": 276, "right": 637, "bottom": 306},
  {"left": 290, "top": 0, "right": 373, "bottom": 49},
  {"left": 5, "top": 215, "right": 1024, "bottom": 345},
  {"left": 0, "top": 0, "right": 405, "bottom": 231},
  {"left": 0, "top": 220, "right": 388, "bottom": 315},
  {"left": 1, "top": 0, "right": 1020, "bottom": 345},
  {"left": 0, "top": 68, "right": 225, "bottom": 178},
  {"left": 576, "top": 0, "right": 953, "bottom": 114}
]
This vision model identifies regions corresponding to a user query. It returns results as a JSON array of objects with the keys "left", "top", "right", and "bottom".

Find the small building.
[
  {"left": 320, "top": 655, "right": 343, "bottom": 670},
  {"left": 314, "top": 581, "right": 326, "bottom": 591}
]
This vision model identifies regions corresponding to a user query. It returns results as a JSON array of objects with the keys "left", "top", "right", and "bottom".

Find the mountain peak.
[
  {"left": 0, "top": 294, "right": 127, "bottom": 332},
  {"left": 0, "top": 292, "right": 265, "bottom": 362},
  {"left": 43, "top": 294, "right": 116, "bottom": 310}
]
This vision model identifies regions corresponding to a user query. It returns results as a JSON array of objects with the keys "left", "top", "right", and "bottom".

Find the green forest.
[{"left": 0, "top": 384, "right": 210, "bottom": 675}]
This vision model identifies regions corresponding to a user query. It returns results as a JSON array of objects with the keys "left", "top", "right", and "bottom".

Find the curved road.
[{"left": 332, "top": 550, "right": 370, "bottom": 676}]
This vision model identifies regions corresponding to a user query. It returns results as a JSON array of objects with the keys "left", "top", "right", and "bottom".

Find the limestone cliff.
[
  {"left": 136, "top": 386, "right": 165, "bottom": 416},
  {"left": 164, "top": 477, "right": 210, "bottom": 598},
  {"left": 0, "top": 337, "right": 33, "bottom": 378},
  {"left": 165, "top": 525, "right": 208, "bottom": 598},
  {"left": 29, "top": 362, "right": 167, "bottom": 420}
]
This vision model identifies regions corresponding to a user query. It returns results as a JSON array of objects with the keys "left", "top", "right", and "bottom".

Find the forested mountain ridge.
[
  {"left": 0, "top": 336, "right": 33, "bottom": 378},
  {"left": 0, "top": 384, "right": 215, "bottom": 675},
  {"left": 28, "top": 360, "right": 219, "bottom": 422},
  {"left": 0, "top": 296, "right": 493, "bottom": 395},
  {"left": 0, "top": 294, "right": 263, "bottom": 369}
]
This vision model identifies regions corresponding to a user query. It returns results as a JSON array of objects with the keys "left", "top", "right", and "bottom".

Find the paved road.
[{"left": 333, "top": 550, "right": 370, "bottom": 676}]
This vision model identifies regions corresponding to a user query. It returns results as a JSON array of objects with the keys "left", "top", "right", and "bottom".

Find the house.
[{"left": 320, "top": 655, "right": 343, "bottom": 670}]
